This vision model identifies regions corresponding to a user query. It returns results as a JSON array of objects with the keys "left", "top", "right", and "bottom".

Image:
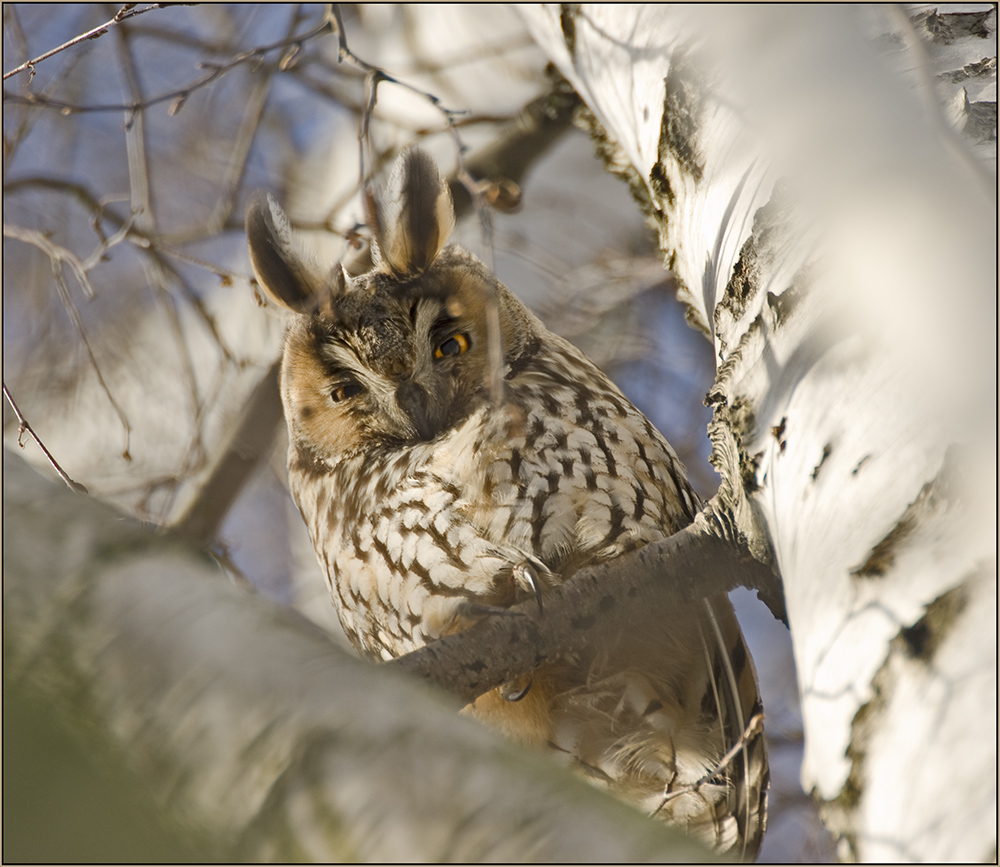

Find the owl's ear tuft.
[
  {"left": 246, "top": 193, "right": 331, "bottom": 315},
  {"left": 376, "top": 147, "right": 455, "bottom": 279}
]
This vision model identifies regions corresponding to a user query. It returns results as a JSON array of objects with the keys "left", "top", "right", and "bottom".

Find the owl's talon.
[
  {"left": 515, "top": 562, "right": 544, "bottom": 617},
  {"left": 502, "top": 675, "right": 533, "bottom": 702}
]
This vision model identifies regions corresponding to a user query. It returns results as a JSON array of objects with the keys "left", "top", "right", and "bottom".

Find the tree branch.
[
  {"left": 3, "top": 449, "right": 709, "bottom": 862},
  {"left": 3, "top": 382, "right": 89, "bottom": 494},
  {"left": 3, "top": 11, "right": 333, "bottom": 106},
  {"left": 446, "top": 73, "right": 581, "bottom": 216},
  {"left": 3, "top": 4, "right": 173, "bottom": 82},
  {"left": 392, "top": 507, "right": 784, "bottom": 703},
  {"left": 173, "top": 361, "right": 284, "bottom": 544}
]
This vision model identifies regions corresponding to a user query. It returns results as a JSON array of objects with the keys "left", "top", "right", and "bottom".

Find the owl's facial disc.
[
  {"left": 381, "top": 294, "right": 478, "bottom": 441},
  {"left": 290, "top": 289, "right": 478, "bottom": 447}
]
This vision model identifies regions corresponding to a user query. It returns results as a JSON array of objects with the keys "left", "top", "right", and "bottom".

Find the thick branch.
[
  {"left": 4, "top": 449, "right": 708, "bottom": 862},
  {"left": 173, "top": 361, "right": 284, "bottom": 544},
  {"left": 446, "top": 75, "right": 581, "bottom": 216},
  {"left": 392, "top": 508, "right": 783, "bottom": 703}
]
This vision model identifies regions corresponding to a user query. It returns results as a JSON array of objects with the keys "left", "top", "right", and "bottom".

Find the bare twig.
[
  {"left": 3, "top": 382, "right": 89, "bottom": 494},
  {"left": 116, "top": 15, "right": 212, "bottom": 480},
  {"left": 152, "top": 245, "right": 248, "bottom": 289},
  {"left": 326, "top": 5, "right": 463, "bottom": 117},
  {"left": 48, "top": 256, "right": 134, "bottom": 461},
  {"left": 2, "top": 222, "right": 98, "bottom": 298},
  {"left": 3, "top": 14, "right": 333, "bottom": 115},
  {"left": 3, "top": 221, "right": 133, "bottom": 460},
  {"left": 651, "top": 712, "right": 765, "bottom": 815},
  {"left": 3, "top": 4, "right": 180, "bottom": 82},
  {"left": 325, "top": 5, "right": 478, "bottom": 200}
]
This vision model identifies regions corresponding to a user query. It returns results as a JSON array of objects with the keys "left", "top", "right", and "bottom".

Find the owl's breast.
[
  {"left": 438, "top": 370, "right": 697, "bottom": 578},
  {"left": 292, "top": 436, "right": 535, "bottom": 659}
]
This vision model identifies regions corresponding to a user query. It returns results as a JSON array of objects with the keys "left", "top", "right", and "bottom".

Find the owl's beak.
[{"left": 395, "top": 381, "right": 440, "bottom": 441}]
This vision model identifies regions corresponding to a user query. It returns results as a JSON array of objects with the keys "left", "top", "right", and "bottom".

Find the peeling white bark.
[{"left": 520, "top": 4, "right": 996, "bottom": 860}]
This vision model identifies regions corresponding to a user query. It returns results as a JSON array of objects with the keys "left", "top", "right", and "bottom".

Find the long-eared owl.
[{"left": 246, "top": 148, "right": 768, "bottom": 857}]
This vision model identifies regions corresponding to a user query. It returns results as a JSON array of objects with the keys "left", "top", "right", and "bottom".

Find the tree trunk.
[{"left": 519, "top": 4, "right": 996, "bottom": 861}]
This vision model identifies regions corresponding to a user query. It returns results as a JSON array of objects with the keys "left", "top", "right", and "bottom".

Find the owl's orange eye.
[
  {"left": 434, "top": 333, "right": 469, "bottom": 359},
  {"left": 331, "top": 382, "right": 364, "bottom": 402}
]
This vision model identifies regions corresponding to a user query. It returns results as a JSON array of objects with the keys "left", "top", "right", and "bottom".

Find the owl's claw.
[
  {"left": 502, "top": 675, "right": 533, "bottom": 702},
  {"left": 514, "top": 562, "right": 544, "bottom": 617}
]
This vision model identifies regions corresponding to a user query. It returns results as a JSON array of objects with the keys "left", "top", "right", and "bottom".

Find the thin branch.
[
  {"left": 4, "top": 176, "right": 121, "bottom": 222},
  {"left": 152, "top": 244, "right": 248, "bottom": 289},
  {"left": 48, "top": 256, "right": 134, "bottom": 461},
  {"left": 3, "top": 222, "right": 98, "bottom": 298},
  {"left": 3, "top": 222, "right": 134, "bottom": 458},
  {"left": 391, "top": 509, "right": 784, "bottom": 704},
  {"left": 196, "top": 59, "right": 273, "bottom": 237},
  {"left": 138, "top": 244, "right": 238, "bottom": 364},
  {"left": 117, "top": 13, "right": 212, "bottom": 479},
  {"left": 3, "top": 21, "right": 90, "bottom": 160},
  {"left": 3, "top": 382, "right": 89, "bottom": 494},
  {"left": 326, "top": 5, "right": 464, "bottom": 120},
  {"left": 168, "top": 6, "right": 304, "bottom": 242},
  {"left": 325, "top": 5, "right": 478, "bottom": 205},
  {"left": 3, "top": 15, "right": 333, "bottom": 114},
  {"left": 652, "top": 712, "right": 764, "bottom": 815},
  {"left": 2, "top": 179, "right": 241, "bottom": 367},
  {"left": 3, "top": 3, "right": 181, "bottom": 82}
]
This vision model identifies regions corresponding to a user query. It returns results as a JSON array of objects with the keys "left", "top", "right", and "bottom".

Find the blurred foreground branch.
[{"left": 3, "top": 450, "right": 711, "bottom": 862}]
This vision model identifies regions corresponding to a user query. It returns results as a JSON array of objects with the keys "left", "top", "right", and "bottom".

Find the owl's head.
[{"left": 246, "top": 148, "right": 539, "bottom": 461}]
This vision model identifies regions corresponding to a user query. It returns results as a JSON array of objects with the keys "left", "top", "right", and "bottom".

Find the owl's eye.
[
  {"left": 331, "top": 382, "right": 365, "bottom": 402},
  {"left": 434, "top": 333, "right": 470, "bottom": 360}
]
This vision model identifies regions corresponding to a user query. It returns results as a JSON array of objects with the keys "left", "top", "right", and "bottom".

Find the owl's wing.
[{"left": 298, "top": 456, "right": 544, "bottom": 662}]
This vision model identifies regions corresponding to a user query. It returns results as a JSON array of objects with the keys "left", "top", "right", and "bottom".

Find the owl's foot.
[{"left": 456, "top": 600, "right": 526, "bottom": 620}]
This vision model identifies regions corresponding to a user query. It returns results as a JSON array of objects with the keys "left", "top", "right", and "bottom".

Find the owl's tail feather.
[{"left": 699, "top": 598, "right": 769, "bottom": 860}]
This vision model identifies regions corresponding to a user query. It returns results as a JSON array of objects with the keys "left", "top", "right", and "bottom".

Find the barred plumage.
[{"left": 247, "top": 148, "right": 768, "bottom": 857}]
